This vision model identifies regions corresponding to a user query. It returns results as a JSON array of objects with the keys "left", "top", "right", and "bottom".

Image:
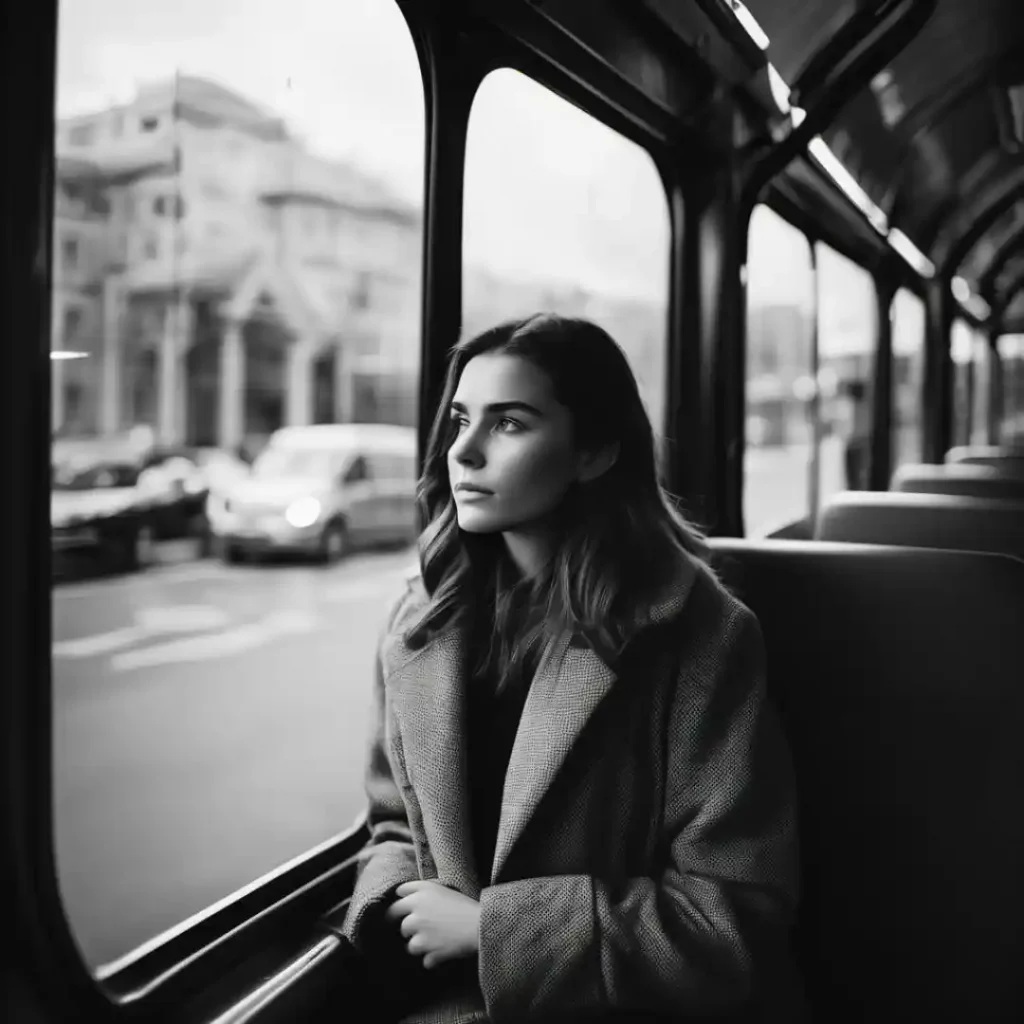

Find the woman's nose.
[{"left": 450, "top": 429, "right": 484, "bottom": 468}]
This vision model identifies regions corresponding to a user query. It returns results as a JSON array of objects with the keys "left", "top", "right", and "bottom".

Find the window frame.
[{"left": 11, "top": 1, "right": 427, "bottom": 1018}]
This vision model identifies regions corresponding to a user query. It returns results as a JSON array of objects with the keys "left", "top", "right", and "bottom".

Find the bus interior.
[{"left": 4, "top": 0, "right": 1024, "bottom": 1021}]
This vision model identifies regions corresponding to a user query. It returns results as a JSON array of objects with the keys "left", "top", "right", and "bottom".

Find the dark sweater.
[{"left": 465, "top": 599, "right": 539, "bottom": 884}]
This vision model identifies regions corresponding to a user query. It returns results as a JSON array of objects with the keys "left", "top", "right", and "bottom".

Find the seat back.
[
  {"left": 891, "top": 461, "right": 1024, "bottom": 500},
  {"left": 708, "top": 538, "right": 1024, "bottom": 1020},
  {"left": 815, "top": 490, "right": 1024, "bottom": 561}
]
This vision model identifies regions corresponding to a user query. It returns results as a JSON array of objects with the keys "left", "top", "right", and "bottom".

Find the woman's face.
[{"left": 447, "top": 353, "right": 580, "bottom": 538}]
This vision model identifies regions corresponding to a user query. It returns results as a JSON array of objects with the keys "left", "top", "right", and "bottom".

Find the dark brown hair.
[{"left": 407, "top": 313, "right": 709, "bottom": 680}]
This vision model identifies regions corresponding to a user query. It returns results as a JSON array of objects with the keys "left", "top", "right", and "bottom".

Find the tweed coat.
[{"left": 341, "top": 554, "right": 801, "bottom": 1023}]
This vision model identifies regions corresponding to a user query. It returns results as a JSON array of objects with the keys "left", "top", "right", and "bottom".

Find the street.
[{"left": 52, "top": 546, "right": 416, "bottom": 973}]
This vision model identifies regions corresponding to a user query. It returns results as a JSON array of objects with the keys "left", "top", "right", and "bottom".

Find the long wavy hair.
[{"left": 406, "top": 313, "right": 709, "bottom": 684}]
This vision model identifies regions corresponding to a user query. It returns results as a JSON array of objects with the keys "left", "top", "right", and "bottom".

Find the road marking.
[
  {"left": 110, "top": 609, "right": 320, "bottom": 672},
  {"left": 54, "top": 605, "right": 232, "bottom": 659},
  {"left": 53, "top": 625, "right": 149, "bottom": 659}
]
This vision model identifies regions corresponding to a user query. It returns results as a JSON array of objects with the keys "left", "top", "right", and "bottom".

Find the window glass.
[
  {"left": 343, "top": 455, "right": 369, "bottom": 483},
  {"left": 463, "top": 69, "right": 669, "bottom": 455},
  {"left": 970, "top": 328, "right": 991, "bottom": 447},
  {"left": 816, "top": 243, "right": 875, "bottom": 499},
  {"left": 890, "top": 287, "right": 926, "bottom": 471},
  {"left": 951, "top": 317, "right": 973, "bottom": 449},
  {"left": 53, "top": 0, "right": 423, "bottom": 973},
  {"left": 743, "top": 205, "right": 815, "bottom": 536},
  {"left": 1000, "top": 334, "right": 1024, "bottom": 444}
]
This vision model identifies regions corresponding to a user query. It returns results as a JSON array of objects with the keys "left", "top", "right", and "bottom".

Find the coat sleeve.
[
  {"left": 477, "top": 604, "right": 800, "bottom": 1021},
  {"left": 340, "top": 592, "right": 423, "bottom": 956}
]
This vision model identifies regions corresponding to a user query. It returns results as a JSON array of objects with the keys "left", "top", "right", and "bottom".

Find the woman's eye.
[{"left": 496, "top": 417, "right": 524, "bottom": 433}]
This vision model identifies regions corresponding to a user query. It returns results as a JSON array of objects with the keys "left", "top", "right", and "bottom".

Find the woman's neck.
[{"left": 501, "top": 526, "right": 554, "bottom": 580}]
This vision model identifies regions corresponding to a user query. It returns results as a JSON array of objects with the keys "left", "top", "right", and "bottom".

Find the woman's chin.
[{"left": 454, "top": 508, "right": 504, "bottom": 533}]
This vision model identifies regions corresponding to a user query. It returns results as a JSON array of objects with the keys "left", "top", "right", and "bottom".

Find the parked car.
[
  {"left": 138, "top": 445, "right": 251, "bottom": 542},
  {"left": 205, "top": 423, "right": 419, "bottom": 564},
  {"left": 51, "top": 458, "right": 157, "bottom": 575}
]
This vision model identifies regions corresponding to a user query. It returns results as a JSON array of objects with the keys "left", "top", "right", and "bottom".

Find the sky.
[{"left": 55, "top": 0, "right": 869, "bottom": 316}]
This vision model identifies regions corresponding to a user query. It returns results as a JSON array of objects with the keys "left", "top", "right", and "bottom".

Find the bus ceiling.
[{"left": 461, "top": 0, "right": 1023, "bottom": 326}]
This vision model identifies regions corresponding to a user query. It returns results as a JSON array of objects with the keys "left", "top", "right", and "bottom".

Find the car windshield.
[
  {"left": 52, "top": 461, "right": 139, "bottom": 491},
  {"left": 250, "top": 447, "right": 347, "bottom": 479}
]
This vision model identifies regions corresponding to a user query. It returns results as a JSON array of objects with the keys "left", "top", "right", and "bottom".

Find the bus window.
[
  {"left": 744, "top": 205, "right": 815, "bottom": 536},
  {"left": 52, "top": 0, "right": 423, "bottom": 974},
  {"left": 891, "top": 287, "right": 926, "bottom": 471},
  {"left": 951, "top": 318, "right": 973, "bottom": 448},
  {"left": 816, "top": 244, "right": 875, "bottom": 502},
  {"left": 970, "top": 327, "right": 991, "bottom": 447},
  {"left": 463, "top": 69, "right": 669, "bottom": 452},
  {"left": 1001, "top": 334, "right": 1024, "bottom": 443}
]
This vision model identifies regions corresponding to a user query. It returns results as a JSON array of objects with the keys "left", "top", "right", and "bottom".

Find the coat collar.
[{"left": 382, "top": 556, "right": 700, "bottom": 891}]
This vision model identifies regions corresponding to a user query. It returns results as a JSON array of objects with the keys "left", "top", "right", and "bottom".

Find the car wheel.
[
  {"left": 221, "top": 542, "right": 245, "bottom": 565},
  {"left": 319, "top": 520, "right": 350, "bottom": 565}
]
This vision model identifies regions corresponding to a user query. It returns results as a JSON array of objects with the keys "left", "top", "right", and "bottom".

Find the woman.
[{"left": 341, "top": 314, "right": 802, "bottom": 1023}]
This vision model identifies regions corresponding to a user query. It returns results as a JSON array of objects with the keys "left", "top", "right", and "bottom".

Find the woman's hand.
[{"left": 383, "top": 880, "right": 481, "bottom": 969}]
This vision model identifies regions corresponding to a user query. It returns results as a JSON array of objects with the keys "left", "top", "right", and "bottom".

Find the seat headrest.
[
  {"left": 815, "top": 490, "right": 1024, "bottom": 560},
  {"left": 892, "top": 462, "right": 1024, "bottom": 499}
]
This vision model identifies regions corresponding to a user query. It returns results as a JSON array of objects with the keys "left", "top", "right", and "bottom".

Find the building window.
[
  {"left": 351, "top": 272, "right": 371, "bottom": 310},
  {"left": 142, "top": 234, "right": 160, "bottom": 261},
  {"left": 61, "top": 236, "right": 80, "bottom": 270},
  {"left": 63, "top": 307, "right": 83, "bottom": 345},
  {"left": 67, "top": 123, "right": 95, "bottom": 146},
  {"left": 140, "top": 116, "right": 160, "bottom": 132}
]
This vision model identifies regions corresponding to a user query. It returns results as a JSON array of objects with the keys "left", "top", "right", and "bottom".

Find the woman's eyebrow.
[{"left": 449, "top": 400, "right": 544, "bottom": 417}]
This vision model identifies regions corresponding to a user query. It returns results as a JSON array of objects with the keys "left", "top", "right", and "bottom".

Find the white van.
[{"left": 206, "top": 423, "right": 419, "bottom": 563}]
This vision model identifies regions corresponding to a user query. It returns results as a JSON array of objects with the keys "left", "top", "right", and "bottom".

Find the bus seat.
[
  {"left": 707, "top": 538, "right": 1024, "bottom": 1020},
  {"left": 891, "top": 461, "right": 1024, "bottom": 500},
  {"left": 945, "top": 446, "right": 1024, "bottom": 475},
  {"left": 815, "top": 490, "right": 1024, "bottom": 561}
]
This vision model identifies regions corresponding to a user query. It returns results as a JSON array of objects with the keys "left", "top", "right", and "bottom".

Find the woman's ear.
[{"left": 577, "top": 442, "right": 620, "bottom": 483}]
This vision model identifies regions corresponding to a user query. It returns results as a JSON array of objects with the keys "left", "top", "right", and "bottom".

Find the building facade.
[{"left": 52, "top": 75, "right": 422, "bottom": 449}]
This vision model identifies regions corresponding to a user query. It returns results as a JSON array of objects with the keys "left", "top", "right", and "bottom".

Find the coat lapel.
[
  {"left": 490, "top": 634, "right": 618, "bottom": 882},
  {"left": 385, "top": 625, "right": 479, "bottom": 894}
]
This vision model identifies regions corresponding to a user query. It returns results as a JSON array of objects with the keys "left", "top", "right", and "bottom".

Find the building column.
[
  {"left": 335, "top": 345, "right": 355, "bottom": 423},
  {"left": 157, "top": 298, "right": 180, "bottom": 445},
  {"left": 219, "top": 319, "right": 244, "bottom": 451},
  {"left": 100, "top": 276, "right": 124, "bottom": 435},
  {"left": 285, "top": 337, "right": 315, "bottom": 427},
  {"left": 155, "top": 291, "right": 193, "bottom": 445},
  {"left": 175, "top": 295, "right": 194, "bottom": 443}
]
